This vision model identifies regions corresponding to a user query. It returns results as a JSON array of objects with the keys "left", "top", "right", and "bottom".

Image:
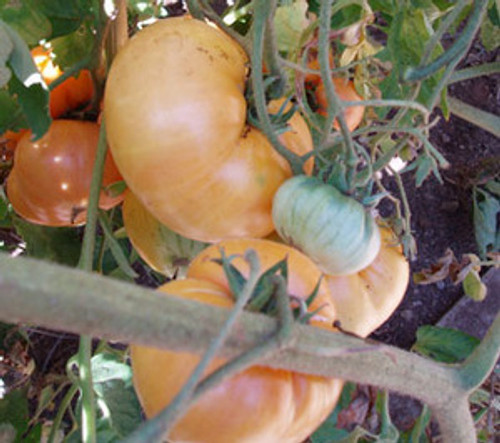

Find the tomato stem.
[
  {"left": 251, "top": 0, "right": 305, "bottom": 175},
  {"left": 1, "top": 253, "right": 499, "bottom": 443},
  {"left": 317, "top": 0, "right": 358, "bottom": 189},
  {"left": 403, "top": 0, "right": 488, "bottom": 83},
  {"left": 121, "top": 249, "right": 263, "bottom": 442}
]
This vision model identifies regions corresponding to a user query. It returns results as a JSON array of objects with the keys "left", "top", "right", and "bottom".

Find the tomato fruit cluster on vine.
[{"left": 3, "top": 14, "right": 410, "bottom": 443}]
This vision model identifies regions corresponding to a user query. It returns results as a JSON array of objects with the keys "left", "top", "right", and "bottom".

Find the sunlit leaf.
[
  {"left": 412, "top": 325, "right": 480, "bottom": 363},
  {"left": 91, "top": 353, "right": 143, "bottom": 439}
]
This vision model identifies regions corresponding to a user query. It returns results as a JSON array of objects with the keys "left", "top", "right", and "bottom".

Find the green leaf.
[
  {"left": 0, "top": 388, "right": 42, "bottom": 443},
  {"left": 7, "top": 75, "right": 51, "bottom": 139},
  {"left": 412, "top": 325, "right": 480, "bottom": 363},
  {"left": 462, "top": 268, "right": 487, "bottom": 301},
  {"left": 50, "top": 25, "right": 94, "bottom": 70},
  {"left": 473, "top": 185, "right": 500, "bottom": 257},
  {"left": 274, "top": 0, "right": 309, "bottom": 52},
  {"left": 12, "top": 217, "right": 82, "bottom": 266},
  {"left": 0, "top": 20, "right": 51, "bottom": 139},
  {"left": 91, "top": 353, "right": 143, "bottom": 440},
  {"left": 0, "top": 89, "right": 22, "bottom": 132},
  {"left": 0, "top": 1, "right": 52, "bottom": 45},
  {"left": 36, "top": 0, "right": 87, "bottom": 39}
]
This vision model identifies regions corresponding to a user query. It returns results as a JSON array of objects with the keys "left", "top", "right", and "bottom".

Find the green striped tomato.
[{"left": 272, "top": 175, "right": 381, "bottom": 275}]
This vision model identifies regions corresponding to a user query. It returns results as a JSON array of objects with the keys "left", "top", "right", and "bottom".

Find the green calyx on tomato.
[{"left": 272, "top": 175, "right": 381, "bottom": 275}]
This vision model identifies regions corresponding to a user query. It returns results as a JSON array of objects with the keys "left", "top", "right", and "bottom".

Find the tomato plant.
[
  {"left": 272, "top": 175, "right": 381, "bottom": 275},
  {"left": 6, "top": 120, "right": 123, "bottom": 227},
  {"left": 131, "top": 238, "right": 344, "bottom": 443},
  {"left": 105, "top": 16, "right": 313, "bottom": 242}
]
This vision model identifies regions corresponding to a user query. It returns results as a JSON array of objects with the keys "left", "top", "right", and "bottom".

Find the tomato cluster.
[
  {"left": 5, "top": 47, "right": 123, "bottom": 226},
  {"left": 103, "top": 16, "right": 409, "bottom": 442},
  {"left": 5, "top": 15, "right": 409, "bottom": 443}
]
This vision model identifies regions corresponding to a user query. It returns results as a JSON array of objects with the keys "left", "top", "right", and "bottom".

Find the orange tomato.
[
  {"left": 324, "top": 227, "right": 409, "bottom": 337},
  {"left": 131, "top": 239, "right": 343, "bottom": 443},
  {"left": 32, "top": 46, "right": 94, "bottom": 118},
  {"left": 315, "top": 78, "right": 365, "bottom": 131},
  {"left": 105, "top": 17, "right": 314, "bottom": 242},
  {"left": 6, "top": 120, "right": 123, "bottom": 226},
  {"left": 303, "top": 47, "right": 335, "bottom": 86}
]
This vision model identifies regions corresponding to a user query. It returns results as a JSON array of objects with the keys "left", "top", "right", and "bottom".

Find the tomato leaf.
[
  {"left": 274, "top": 0, "right": 309, "bottom": 52},
  {"left": 412, "top": 325, "right": 480, "bottom": 363},
  {"left": 0, "top": 0, "right": 52, "bottom": 45},
  {"left": 1, "top": 20, "right": 51, "bottom": 139},
  {"left": 473, "top": 185, "right": 500, "bottom": 258},
  {"left": 12, "top": 217, "right": 82, "bottom": 266},
  {"left": 50, "top": 25, "right": 94, "bottom": 70},
  {"left": 36, "top": 0, "right": 87, "bottom": 39},
  {"left": 91, "top": 353, "right": 143, "bottom": 439},
  {"left": 0, "top": 388, "right": 42, "bottom": 443}
]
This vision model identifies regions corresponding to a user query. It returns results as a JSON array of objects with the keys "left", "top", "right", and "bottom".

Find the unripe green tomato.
[{"left": 272, "top": 175, "right": 381, "bottom": 275}]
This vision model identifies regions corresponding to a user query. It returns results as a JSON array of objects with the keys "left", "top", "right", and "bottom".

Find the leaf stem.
[
  {"left": 448, "top": 61, "right": 500, "bottom": 84},
  {"left": 403, "top": 0, "right": 489, "bottom": 82},
  {"left": 446, "top": 96, "right": 500, "bottom": 138},
  {"left": 250, "top": 0, "right": 305, "bottom": 175},
  {"left": 317, "top": 0, "right": 357, "bottom": 187}
]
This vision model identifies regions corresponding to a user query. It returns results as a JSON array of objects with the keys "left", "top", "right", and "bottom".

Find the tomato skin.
[
  {"left": 6, "top": 120, "right": 123, "bottom": 227},
  {"left": 131, "top": 240, "right": 343, "bottom": 443},
  {"left": 315, "top": 78, "right": 364, "bottom": 131},
  {"left": 272, "top": 175, "right": 381, "bottom": 275},
  {"left": 105, "top": 17, "right": 314, "bottom": 242},
  {"left": 324, "top": 227, "right": 409, "bottom": 337},
  {"left": 32, "top": 47, "right": 94, "bottom": 118},
  {"left": 122, "top": 190, "right": 207, "bottom": 277}
]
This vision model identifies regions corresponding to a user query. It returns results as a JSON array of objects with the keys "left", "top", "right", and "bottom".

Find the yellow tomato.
[
  {"left": 131, "top": 239, "right": 343, "bottom": 442},
  {"left": 105, "top": 17, "right": 314, "bottom": 242},
  {"left": 324, "top": 227, "right": 409, "bottom": 337}
]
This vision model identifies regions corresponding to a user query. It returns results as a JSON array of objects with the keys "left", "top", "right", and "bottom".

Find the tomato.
[
  {"left": 303, "top": 47, "right": 335, "bottom": 86},
  {"left": 32, "top": 46, "right": 94, "bottom": 118},
  {"left": 324, "top": 227, "right": 410, "bottom": 337},
  {"left": 105, "top": 17, "right": 314, "bottom": 242},
  {"left": 131, "top": 239, "right": 343, "bottom": 443},
  {"left": 122, "top": 190, "right": 207, "bottom": 277},
  {"left": 272, "top": 175, "right": 381, "bottom": 275},
  {"left": 315, "top": 78, "right": 365, "bottom": 131},
  {"left": 6, "top": 120, "right": 123, "bottom": 227}
]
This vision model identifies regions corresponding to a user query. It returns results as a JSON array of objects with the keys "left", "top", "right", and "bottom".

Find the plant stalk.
[{"left": 1, "top": 253, "right": 499, "bottom": 443}]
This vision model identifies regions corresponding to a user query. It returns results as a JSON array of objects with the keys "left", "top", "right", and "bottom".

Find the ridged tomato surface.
[
  {"left": 131, "top": 239, "right": 343, "bottom": 443},
  {"left": 7, "top": 120, "right": 123, "bottom": 226}
]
